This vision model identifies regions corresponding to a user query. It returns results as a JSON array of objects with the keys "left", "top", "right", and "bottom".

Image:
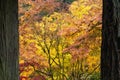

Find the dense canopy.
[{"left": 19, "top": 0, "right": 102, "bottom": 80}]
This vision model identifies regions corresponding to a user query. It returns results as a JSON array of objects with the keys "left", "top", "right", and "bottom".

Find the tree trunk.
[
  {"left": 0, "top": 0, "right": 19, "bottom": 80},
  {"left": 101, "top": 0, "right": 120, "bottom": 80}
]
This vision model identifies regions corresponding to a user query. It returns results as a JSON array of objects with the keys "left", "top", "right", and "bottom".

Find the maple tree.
[{"left": 19, "top": 0, "right": 102, "bottom": 80}]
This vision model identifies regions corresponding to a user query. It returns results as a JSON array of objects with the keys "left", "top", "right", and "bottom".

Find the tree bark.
[
  {"left": 0, "top": 0, "right": 19, "bottom": 80},
  {"left": 101, "top": 0, "right": 120, "bottom": 80}
]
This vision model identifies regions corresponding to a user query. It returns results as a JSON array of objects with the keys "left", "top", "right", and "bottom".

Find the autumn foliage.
[{"left": 19, "top": 0, "right": 102, "bottom": 80}]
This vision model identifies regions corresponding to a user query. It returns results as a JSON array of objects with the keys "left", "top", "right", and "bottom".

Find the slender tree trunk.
[
  {"left": 101, "top": 0, "right": 120, "bottom": 80},
  {"left": 0, "top": 0, "right": 19, "bottom": 80}
]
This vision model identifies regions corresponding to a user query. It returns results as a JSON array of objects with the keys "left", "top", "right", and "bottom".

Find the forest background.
[{"left": 19, "top": 0, "right": 102, "bottom": 80}]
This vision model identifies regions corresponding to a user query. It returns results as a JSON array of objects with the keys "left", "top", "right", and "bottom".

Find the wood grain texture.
[
  {"left": 101, "top": 0, "right": 120, "bottom": 80},
  {"left": 0, "top": 0, "right": 19, "bottom": 80}
]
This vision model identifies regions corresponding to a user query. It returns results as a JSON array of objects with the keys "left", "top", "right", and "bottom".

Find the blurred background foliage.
[{"left": 19, "top": 0, "right": 102, "bottom": 80}]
